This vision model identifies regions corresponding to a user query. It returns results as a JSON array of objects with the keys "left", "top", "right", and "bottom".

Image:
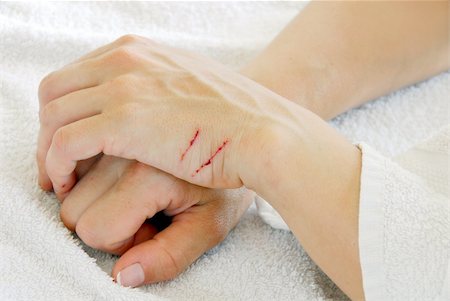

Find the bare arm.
[
  {"left": 240, "top": 1, "right": 449, "bottom": 300},
  {"left": 241, "top": 0, "right": 449, "bottom": 120},
  {"left": 37, "top": 2, "right": 448, "bottom": 299}
]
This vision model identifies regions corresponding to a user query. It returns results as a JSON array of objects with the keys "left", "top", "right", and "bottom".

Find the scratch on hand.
[
  {"left": 192, "top": 139, "right": 229, "bottom": 177},
  {"left": 180, "top": 129, "right": 200, "bottom": 161}
]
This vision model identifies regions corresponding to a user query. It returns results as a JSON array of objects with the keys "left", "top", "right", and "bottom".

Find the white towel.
[{"left": 0, "top": 2, "right": 449, "bottom": 300}]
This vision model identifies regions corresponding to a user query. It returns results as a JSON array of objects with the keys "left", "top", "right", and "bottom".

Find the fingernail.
[{"left": 116, "top": 263, "right": 145, "bottom": 288}]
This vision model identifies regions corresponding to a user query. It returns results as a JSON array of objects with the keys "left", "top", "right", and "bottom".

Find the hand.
[
  {"left": 37, "top": 34, "right": 282, "bottom": 199},
  {"left": 37, "top": 34, "right": 366, "bottom": 298},
  {"left": 60, "top": 154, "right": 253, "bottom": 287}
]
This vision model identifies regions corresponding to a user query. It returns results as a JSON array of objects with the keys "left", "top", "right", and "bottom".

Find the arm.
[
  {"left": 39, "top": 1, "right": 448, "bottom": 297},
  {"left": 239, "top": 102, "right": 364, "bottom": 300},
  {"left": 241, "top": 0, "right": 449, "bottom": 120},
  {"left": 38, "top": 34, "right": 364, "bottom": 298},
  {"left": 240, "top": 1, "right": 448, "bottom": 299}
]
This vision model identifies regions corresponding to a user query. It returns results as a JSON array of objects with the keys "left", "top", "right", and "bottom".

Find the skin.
[
  {"left": 37, "top": 39, "right": 256, "bottom": 284},
  {"left": 63, "top": 155, "right": 253, "bottom": 283},
  {"left": 37, "top": 1, "right": 449, "bottom": 300},
  {"left": 241, "top": 0, "right": 449, "bottom": 120},
  {"left": 239, "top": 1, "right": 449, "bottom": 299}
]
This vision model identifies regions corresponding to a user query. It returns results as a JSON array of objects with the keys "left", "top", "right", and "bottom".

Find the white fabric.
[
  {"left": 0, "top": 2, "right": 449, "bottom": 300},
  {"left": 358, "top": 127, "right": 449, "bottom": 301}
]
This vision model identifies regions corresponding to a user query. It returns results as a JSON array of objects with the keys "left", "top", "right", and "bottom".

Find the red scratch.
[
  {"left": 180, "top": 129, "right": 200, "bottom": 161},
  {"left": 192, "top": 139, "right": 229, "bottom": 177}
]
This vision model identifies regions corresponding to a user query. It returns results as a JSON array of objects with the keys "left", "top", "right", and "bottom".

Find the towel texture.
[{"left": 0, "top": 2, "right": 449, "bottom": 300}]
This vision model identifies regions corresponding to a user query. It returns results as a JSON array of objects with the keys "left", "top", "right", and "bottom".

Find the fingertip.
[
  {"left": 111, "top": 224, "right": 158, "bottom": 274},
  {"left": 37, "top": 153, "right": 53, "bottom": 192},
  {"left": 38, "top": 177, "right": 53, "bottom": 191},
  {"left": 53, "top": 172, "right": 77, "bottom": 197},
  {"left": 112, "top": 226, "right": 159, "bottom": 277},
  {"left": 113, "top": 240, "right": 179, "bottom": 286},
  {"left": 115, "top": 262, "right": 145, "bottom": 288},
  {"left": 37, "top": 165, "right": 53, "bottom": 191}
]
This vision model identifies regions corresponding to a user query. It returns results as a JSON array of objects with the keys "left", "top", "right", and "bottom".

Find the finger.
[
  {"left": 71, "top": 207, "right": 163, "bottom": 256},
  {"left": 125, "top": 214, "right": 171, "bottom": 251},
  {"left": 38, "top": 59, "right": 103, "bottom": 108},
  {"left": 45, "top": 113, "right": 118, "bottom": 196},
  {"left": 68, "top": 34, "right": 147, "bottom": 65},
  {"left": 68, "top": 42, "right": 117, "bottom": 66},
  {"left": 112, "top": 197, "right": 248, "bottom": 287},
  {"left": 134, "top": 222, "right": 159, "bottom": 246},
  {"left": 36, "top": 35, "right": 147, "bottom": 190},
  {"left": 104, "top": 222, "right": 160, "bottom": 256},
  {"left": 60, "top": 156, "right": 130, "bottom": 230},
  {"left": 38, "top": 43, "right": 148, "bottom": 108},
  {"left": 74, "top": 155, "right": 102, "bottom": 180},
  {"left": 39, "top": 34, "right": 150, "bottom": 108},
  {"left": 37, "top": 60, "right": 104, "bottom": 191},
  {"left": 39, "top": 154, "right": 101, "bottom": 191},
  {"left": 74, "top": 162, "right": 199, "bottom": 253},
  {"left": 37, "top": 152, "right": 53, "bottom": 191},
  {"left": 37, "top": 85, "right": 109, "bottom": 190}
]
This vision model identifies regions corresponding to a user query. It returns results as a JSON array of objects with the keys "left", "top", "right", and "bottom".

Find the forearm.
[
  {"left": 239, "top": 94, "right": 364, "bottom": 299},
  {"left": 240, "top": 0, "right": 449, "bottom": 120},
  {"left": 237, "top": 3, "right": 448, "bottom": 297}
]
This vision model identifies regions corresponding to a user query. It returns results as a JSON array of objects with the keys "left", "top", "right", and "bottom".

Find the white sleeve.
[
  {"left": 256, "top": 127, "right": 449, "bottom": 300},
  {"left": 357, "top": 130, "right": 449, "bottom": 301}
]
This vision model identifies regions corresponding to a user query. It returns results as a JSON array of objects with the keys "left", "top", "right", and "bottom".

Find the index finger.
[{"left": 46, "top": 113, "right": 116, "bottom": 196}]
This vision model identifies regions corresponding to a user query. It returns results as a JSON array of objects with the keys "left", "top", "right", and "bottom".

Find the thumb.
[{"left": 112, "top": 201, "right": 233, "bottom": 287}]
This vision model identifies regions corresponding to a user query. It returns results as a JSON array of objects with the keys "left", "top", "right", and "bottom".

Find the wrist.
[
  {"left": 237, "top": 97, "right": 313, "bottom": 198},
  {"left": 239, "top": 65, "right": 315, "bottom": 116},
  {"left": 238, "top": 99, "right": 362, "bottom": 215},
  {"left": 239, "top": 58, "right": 358, "bottom": 121}
]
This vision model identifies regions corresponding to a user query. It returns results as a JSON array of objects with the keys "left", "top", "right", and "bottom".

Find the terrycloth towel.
[{"left": 0, "top": 2, "right": 448, "bottom": 300}]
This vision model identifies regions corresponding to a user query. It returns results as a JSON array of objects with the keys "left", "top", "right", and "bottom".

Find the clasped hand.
[{"left": 37, "top": 34, "right": 274, "bottom": 287}]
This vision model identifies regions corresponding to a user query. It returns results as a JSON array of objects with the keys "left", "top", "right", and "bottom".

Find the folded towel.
[{"left": 0, "top": 2, "right": 448, "bottom": 300}]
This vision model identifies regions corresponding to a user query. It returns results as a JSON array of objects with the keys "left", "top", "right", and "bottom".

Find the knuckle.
[
  {"left": 39, "top": 101, "right": 60, "bottom": 125},
  {"left": 123, "top": 161, "right": 148, "bottom": 181},
  {"left": 158, "top": 243, "right": 184, "bottom": 280},
  {"left": 75, "top": 218, "right": 103, "bottom": 249},
  {"left": 116, "top": 34, "right": 142, "bottom": 45},
  {"left": 52, "top": 127, "right": 69, "bottom": 154},
  {"left": 99, "top": 154, "right": 118, "bottom": 166},
  {"left": 108, "top": 47, "right": 141, "bottom": 67},
  {"left": 116, "top": 34, "right": 157, "bottom": 48},
  {"left": 102, "top": 92, "right": 140, "bottom": 157},
  {"left": 77, "top": 215, "right": 126, "bottom": 252},
  {"left": 59, "top": 204, "right": 76, "bottom": 232},
  {"left": 38, "top": 71, "right": 56, "bottom": 104},
  {"left": 36, "top": 148, "right": 42, "bottom": 163},
  {"left": 36, "top": 147, "right": 48, "bottom": 168},
  {"left": 166, "top": 180, "right": 185, "bottom": 204}
]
